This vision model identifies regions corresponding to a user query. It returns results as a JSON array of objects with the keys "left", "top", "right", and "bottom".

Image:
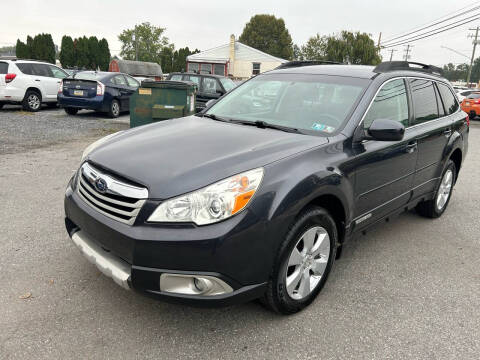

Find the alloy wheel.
[
  {"left": 112, "top": 102, "right": 120, "bottom": 116},
  {"left": 28, "top": 94, "right": 40, "bottom": 110},
  {"left": 436, "top": 169, "right": 453, "bottom": 211},
  {"left": 285, "top": 226, "right": 330, "bottom": 300}
]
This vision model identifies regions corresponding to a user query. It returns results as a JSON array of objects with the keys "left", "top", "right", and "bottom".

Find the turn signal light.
[{"left": 5, "top": 73, "right": 16, "bottom": 83}]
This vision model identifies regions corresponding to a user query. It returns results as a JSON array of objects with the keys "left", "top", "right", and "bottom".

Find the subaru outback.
[{"left": 64, "top": 61, "right": 468, "bottom": 314}]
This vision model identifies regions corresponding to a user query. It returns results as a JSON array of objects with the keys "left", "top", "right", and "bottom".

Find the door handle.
[
  {"left": 35, "top": 79, "right": 41, "bottom": 82},
  {"left": 405, "top": 141, "right": 417, "bottom": 153},
  {"left": 443, "top": 128, "right": 452, "bottom": 137}
]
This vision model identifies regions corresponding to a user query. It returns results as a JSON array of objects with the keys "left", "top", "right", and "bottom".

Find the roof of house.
[
  {"left": 112, "top": 60, "right": 163, "bottom": 76},
  {"left": 187, "top": 41, "right": 287, "bottom": 64}
]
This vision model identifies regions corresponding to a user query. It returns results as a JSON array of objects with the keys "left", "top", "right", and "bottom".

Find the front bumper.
[{"left": 64, "top": 180, "right": 273, "bottom": 306}]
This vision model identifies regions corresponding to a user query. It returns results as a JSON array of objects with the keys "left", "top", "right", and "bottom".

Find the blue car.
[{"left": 58, "top": 71, "right": 140, "bottom": 118}]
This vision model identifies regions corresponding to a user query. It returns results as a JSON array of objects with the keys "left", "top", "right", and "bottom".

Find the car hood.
[{"left": 88, "top": 116, "right": 327, "bottom": 199}]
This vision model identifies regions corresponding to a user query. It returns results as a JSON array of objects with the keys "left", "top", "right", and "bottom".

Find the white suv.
[{"left": 0, "top": 59, "right": 69, "bottom": 111}]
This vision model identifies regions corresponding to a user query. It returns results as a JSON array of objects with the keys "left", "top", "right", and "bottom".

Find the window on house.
[
  {"left": 200, "top": 64, "right": 212, "bottom": 74},
  {"left": 214, "top": 64, "right": 225, "bottom": 75},
  {"left": 252, "top": 63, "right": 261, "bottom": 75},
  {"left": 188, "top": 63, "right": 199, "bottom": 74}
]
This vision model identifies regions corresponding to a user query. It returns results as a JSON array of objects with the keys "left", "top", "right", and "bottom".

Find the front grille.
[{"left": 77, "top": 163, "right": 148, "bottom": 225}]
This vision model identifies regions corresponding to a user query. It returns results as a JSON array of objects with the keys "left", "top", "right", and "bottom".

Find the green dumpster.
[{"left": 129, "top": 80, "right": 197, "bottom": 128}]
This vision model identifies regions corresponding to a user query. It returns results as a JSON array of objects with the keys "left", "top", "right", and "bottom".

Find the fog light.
[{"left": 159, "top": 273, "right": 233, "bottom": 296}]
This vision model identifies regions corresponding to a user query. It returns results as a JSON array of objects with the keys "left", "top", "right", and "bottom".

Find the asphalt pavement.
[{"left": 0, "top": 108, "right": 479, "bottom": 359}]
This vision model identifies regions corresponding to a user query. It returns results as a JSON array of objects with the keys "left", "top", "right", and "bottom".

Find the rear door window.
[
  {"left": 31, "top": 64, "right": 51, "bottom": 77},
  {"left": 0, "top": 62, "right": 8, "bottom": 74},
  {"left": 112, "top": 75, "right": 127, "bottom": 86},
  {"left": 409, "top": 79, "right": 439, "bottom": 125},
  {"left": 363, "top": 79, "right": 409, "bottom": 129},
  {"left": 184, "top": 74, "right": 200, "bottom": 88}
]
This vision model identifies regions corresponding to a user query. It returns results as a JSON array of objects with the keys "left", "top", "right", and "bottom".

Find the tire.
[
  {"left": 416, "top": 160, "right": 456, "bottom": 218},
  {"left": 64, "top": 107, "right": 79, "bottom": 115},
  {"left": 22, "top": 90, "right": 42, "bottom": 112},
  {"left": 469, "top": 110, "right": 476, "bottom": 119},
  {"left": 262, "top": 207, "right": 337, "bottom": 314},
  {"left": 108, "top": 99, "right": 120, "bottom": 118},
  {"left": 0, "top": 102, "right": 4, "bottom": 110}
]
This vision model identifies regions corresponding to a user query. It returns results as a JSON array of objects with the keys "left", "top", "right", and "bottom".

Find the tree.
[
  {"left": 16, "top": 39, "right": 30, "bottom": 59},
  {"left": 118, "top": 22, "right": 171, "bottom": 63},
  {"left": 87, "top": 36, "right": 100, "bottom": 69},
  {"left": 98, "top": 38, "right": 111, "bottom": 71},
  {"left": 31, "top": 33, "right": 55, "bottom": 63},
  {"left": 172, "top": 47, "right": 200, "bottom": 72},
  {"left": 59, "top": 36, "right": 75, "bottom": 68},
  {"left": 300, "top": 31, "right": 381, "bottom": 65},
  {"left": 292, "top": 44, "right": 303, "bottom": 61},
  {"left": 239, "top": 14, "right": 293, "bottom": 60},
  {"left": 74, "top": 36, "right": 89, "bottom": 69}
]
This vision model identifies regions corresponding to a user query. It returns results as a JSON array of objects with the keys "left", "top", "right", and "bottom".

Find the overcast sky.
[{"left": 1, "top": 0, "right": 478, "bottom": 66}]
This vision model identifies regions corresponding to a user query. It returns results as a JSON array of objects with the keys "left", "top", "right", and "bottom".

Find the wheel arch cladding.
[
  {"left": 301, "top": 194, "right": 346, "bottom": 245},
  {"left": 450, "top": 148, "right": 462, "bottom": 180},
  {"left": 25, "top": 87, "right": 42, "bottom": 100}
]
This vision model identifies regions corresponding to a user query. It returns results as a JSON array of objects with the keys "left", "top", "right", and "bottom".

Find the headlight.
[
  {"left": 148, "top": 168, "right": 264, "bottom": 225},
  {"left": 81, "top": 131, "right": 123, "bottom": 162}
]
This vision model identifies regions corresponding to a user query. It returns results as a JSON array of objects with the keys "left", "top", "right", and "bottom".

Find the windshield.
[
  {"left": 467, "top": 93, "right": 480, "bottom": 99},
  {"left": 206, "top": 73, "right": 368, "bottom": 134},
  {"left": 220, "top": 78, "right": 236, "bottom": 92},
  {"left": 73, "top": 72, "right": 105, "bottom": 81}
]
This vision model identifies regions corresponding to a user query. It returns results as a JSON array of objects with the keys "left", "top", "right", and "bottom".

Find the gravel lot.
[
  {"left": 1, "top": 108, "right": 479, "bottom": 359},
  {"left": 0, "top": 105, "right": 129, "bottom": 154}
]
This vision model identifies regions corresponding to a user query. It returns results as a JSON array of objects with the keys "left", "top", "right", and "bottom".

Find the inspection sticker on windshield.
[{"left": 311, "top": 123, "right": 335, "bottom": 133}]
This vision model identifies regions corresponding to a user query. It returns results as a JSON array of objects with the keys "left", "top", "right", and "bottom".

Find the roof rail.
[
  {"left": 276, "top": 60, "right": 344, "bottom": 69},
  {"left": 373, "top": 61, "right": 443, "bottom": 76}
]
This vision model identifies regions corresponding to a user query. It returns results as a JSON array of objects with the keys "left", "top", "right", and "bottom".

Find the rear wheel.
[
  {"left": 0, "top": 102, "right": 4, "bottom": 109},
  {"left": 416, "top": 160, "right": 456, "bottom": 218},
  {"left": 469, "top": 110, "right": 476, "bottom": 119},
  {"left": 22, "top": 90, "right": 41, "bottom": 112},
  {"left": 108, "top": 99, "right": 120, "bottom": 118},
  {"left": 64, "top": 107, "right": 79, "bottom": 115},
  {"left": 262, "top": 207, "right": 337, "bottom": 314}
]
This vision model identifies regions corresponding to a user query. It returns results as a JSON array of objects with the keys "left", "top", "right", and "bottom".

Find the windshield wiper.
[
  {"left": 232, "top": 119, "right": 300, "bottom": 133},
  {"left": 201, "top": 113, "right": 232, "bottom": 123}
]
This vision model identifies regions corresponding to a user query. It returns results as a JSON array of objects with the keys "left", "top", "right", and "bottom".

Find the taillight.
[
  {"left": 475, "top": 99, "right": 480, "bottom": 104},
  {"left": 58, "top": 80, "right": 63, "bottom": 94},
  {"left": 96, "top": 81, "right": 105, "bottom": 96},
  {"left": 5, "top": 73, "right": 16, "bottom": 83}
]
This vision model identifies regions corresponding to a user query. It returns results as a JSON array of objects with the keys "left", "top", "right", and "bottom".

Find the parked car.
[
  {"left": 456, "top": 89, "right": 479, "bottom": 102},
  {"left": 460, "top": 92, "right": 480, "bottom": 118},
  {"left": 166, "top": 72, "right": 236, "bottom": 112},
  {"left": 57, "top": 71, "right": 140, "bottom": 118},
  {"left": 64, "top": 61, "right": 468, "bottom": 314},
  {"left": 0, "top": 58, "right": 68, "bottom": 111}
]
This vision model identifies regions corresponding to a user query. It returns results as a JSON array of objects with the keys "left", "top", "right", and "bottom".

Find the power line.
[
  {"left": 382, "top": 2, "right": 480, "bottom": 44},
  {"left": 404, "top": 45, "right": 413, "bottom": 61},
  {"left": 382, "top": 15, "right": 480, "bottom": 48}
]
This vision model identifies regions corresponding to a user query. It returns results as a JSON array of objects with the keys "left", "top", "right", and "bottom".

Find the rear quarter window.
[
  {"left": 16, "top": 63, "right": 34, "bottom": 75},
  {"left": 437, "top": 83, "right": 459, "bottom": 115},
  {"left": 0, "top": 62, "right": 8, "bottom": 74}
]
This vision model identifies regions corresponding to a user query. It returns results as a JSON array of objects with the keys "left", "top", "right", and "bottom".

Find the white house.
[{"left": 186, "top": 35, "right": 287, "bottom": 79}]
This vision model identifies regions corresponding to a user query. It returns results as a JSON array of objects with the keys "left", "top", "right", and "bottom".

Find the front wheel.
[
  {"left": 108, "top": 99, "right": 120, "bottom": 118},
  {"left": 416, "top": 160, "right": 456, "bottom": 218},
  {"left": 262, "top": 207, "right": 337, "bottom": 314}
]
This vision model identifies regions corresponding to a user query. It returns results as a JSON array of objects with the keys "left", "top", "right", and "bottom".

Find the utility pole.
[
  {"left": 467, "top": 26, "right": 479, "bottom": 88},
  {"left": 134, "top": 25, "right": 139, "bottom": 61},
  {"left": 388, "top": 49, "right": 397, "bottom": 61},
  {"left": 404, "top": 44, "right": 413, "bottom": 61}
]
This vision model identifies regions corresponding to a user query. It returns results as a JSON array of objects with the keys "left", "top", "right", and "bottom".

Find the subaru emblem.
[{"left": 94, "top": 178, "right": 108, "bottom": 193}]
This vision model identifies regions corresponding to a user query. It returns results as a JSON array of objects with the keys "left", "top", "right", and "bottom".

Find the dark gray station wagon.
[{"left": 64, "top": 61, "right": 468, "bottom": 314}]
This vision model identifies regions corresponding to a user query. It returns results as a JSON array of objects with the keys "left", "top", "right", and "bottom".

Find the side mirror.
[
  {"left": 205, "top": 99, "right": 217, "bottom": 108},
  {"left": 216, "top": 89, "right": 225, "bottom": 96},
  {"left": 367, "top": 119, "right": 405, "bottom": 141}
]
